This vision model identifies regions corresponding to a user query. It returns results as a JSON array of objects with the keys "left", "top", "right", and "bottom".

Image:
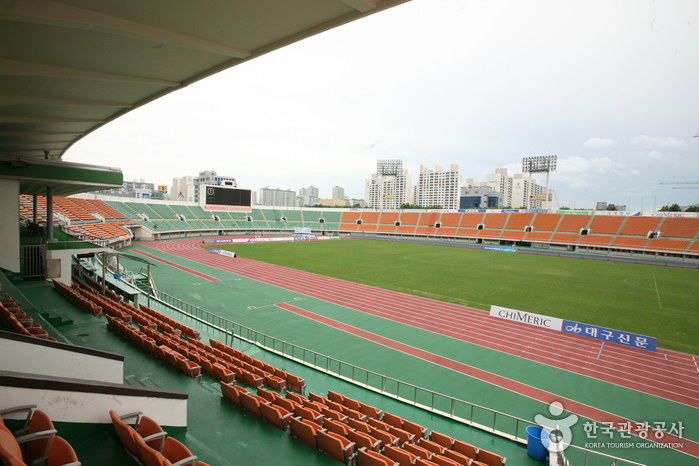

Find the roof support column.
[
  {"left": 0, "top": 179, "right": 20, "bottom": 273},
  {"left": 46, "top": 186, "right": 54, "bottom": 240}
]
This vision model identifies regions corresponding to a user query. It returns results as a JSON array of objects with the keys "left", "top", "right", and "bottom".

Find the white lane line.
[{"left": 652, "top": 271, "right": 662, "bottom": 309}]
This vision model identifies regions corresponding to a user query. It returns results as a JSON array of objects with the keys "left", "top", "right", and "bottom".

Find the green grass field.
[{"left": 207, "top": 239, "right": 699, "bottom": 355}]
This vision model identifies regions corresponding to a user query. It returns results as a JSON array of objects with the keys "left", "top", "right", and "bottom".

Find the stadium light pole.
[{"left": 522, "top": 155, "right": 557, "bottom": 210}]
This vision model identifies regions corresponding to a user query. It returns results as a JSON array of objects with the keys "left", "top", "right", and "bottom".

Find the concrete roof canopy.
[{"left": 0, "top": 0, "right": 410, "bottom": 195}]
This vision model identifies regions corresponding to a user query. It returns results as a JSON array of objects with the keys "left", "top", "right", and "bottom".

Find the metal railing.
[
  {"left": 155, "top": 290, "right": 536, "bottom": 443},
  {"left": 20, "top": 245, "right": 46, "bottom": 279},
  {"left": 153, "top": 289, "right": 649, "bottom": 466}
]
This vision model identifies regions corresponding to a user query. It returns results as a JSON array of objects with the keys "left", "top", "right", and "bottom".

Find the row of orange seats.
[
  {"left": 208, "top": 338, "right": 305, "bottom": 394},
  {"left": 323, "top": 389, "right": 505, "bottom": 466},
  {"left": 109, "top": 410, "right": 206, "bottom": 466},
  {"left": 0, "top": 295, "right": 56, "bottom": 341},
  {"left": 106, "top": 315, "right": 203, "bottom": 382},
  {"left": 51, "top": 280, "right": 102, "bottom": 317},
  {"left": 0, "top": 405, "right": 79, "bottom": 466},
  {"left": 139, "top": 304, "right": 200, "bottom": 340}
]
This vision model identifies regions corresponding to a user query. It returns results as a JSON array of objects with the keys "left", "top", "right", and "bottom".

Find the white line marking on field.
[{"left": 652, "top": 272, "right": 662, "bottom": 309}]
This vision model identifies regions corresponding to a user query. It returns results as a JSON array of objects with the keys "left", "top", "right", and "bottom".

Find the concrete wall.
[{"left": 0, "top": 179, "right": 20, "bottom": 273}]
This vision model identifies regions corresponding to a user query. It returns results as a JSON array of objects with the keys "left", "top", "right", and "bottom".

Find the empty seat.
[
  {"left": 317, "top": 430, "right": 355, "bottom": 464},
  {"left": 47, "top": 435, "right": 81, "bottom": 466},
  {"left": 324, "top": 418, "right": 350, "bottom": 438},
  {"left": 348, "top": 429, "right": 381, "bottom": 452},
  {"left": 419, "top": 438, "right": 446, "bottom": 456},
  {"left": 289, "top": 417, "right": 322, "bottom": 449},
  {"left": 404, "top": 443, "right": 433, "bottom": 461},
  {"left": 431, "top": 455, "right": 461, "bottom": 466},
  {"left": 445, "top": 449, "right": 474, "bottom": 465},
  {"left": 454, "top": 440, "right": 479, "bottom": 460},
  {"left": 476, "top": 448, "right": 506, "bottom": 466},
  {"left": 356, "top": 448, "right": 396, "bottom": 466},
  {"left": 404, "top": 419, "right": 427, "bottom": 439},
  {"left": 429, "top": 431, "right": 454, "bottom": 451},
  {"left": 384, "top": 444, "right": 416, "bottom": 466},
  {"left": 359, "top": 403, "right": 382, "bottom": 420},
  {"left": 387, "top": 425, "right": 414, "bottom": 446},
  {"left": 347, "top": 418, "right": 371, "bottom": 434},
  {"left": 220, "top": 382, "right": 246, "bottom": 407},
  {"left": 239, "top": 392, "right": 264, "bottom": 418},
  {"left": 133, "top": 432, "right": 197, "bottom": 466},
  {"left": 176, "top": 358, "right": 202, "bottom": 383},
  {"left": 287, "top": 374, "right": 306, "bottom": 395},
  {"left": 415, "top": 458, "right": 441, "bottom": 466},
  {"left": 383, "top": 412, "right": 403, "bottom": 429},
  {"left": 295, "top": 406, "right": 323, "bottom": 425},
  {"left": 259, "top": 403, "right": 293, "bottom": 432}
]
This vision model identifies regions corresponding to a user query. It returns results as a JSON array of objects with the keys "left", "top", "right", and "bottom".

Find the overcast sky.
[{"left": 67, "top": 0, "right": 699, "bottom": 210}]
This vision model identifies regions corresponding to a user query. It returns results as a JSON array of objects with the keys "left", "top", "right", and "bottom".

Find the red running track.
[{"left": 137, "top": 237, "right": 699, "bottom": 410}]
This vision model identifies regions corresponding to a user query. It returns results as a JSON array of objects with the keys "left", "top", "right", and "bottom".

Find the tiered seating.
[
  {"left": 0, "top": 296, "right": 56, "bottom": 340},
  {"left": 645, "top": 239, "right": 690, "bottom": 252},
  {"left": 125, "top": 202, "right": 162, "bottom": 219},
  {"left": 106, "top": 201, "right": 141, "bottom": 220},
  {"left": 54, "top": 196, "right": 95, "bottom": 221},
  {"left": 84, "top": 199, "right": 126, "bottom": 220},
  {"left": 0, "top": 405, "right": 79, "bottom": 466},
  {"left": 550, "top": 233, "right": 581, "bottom": 245},
  {"left": 523, "top": 232, "right": 552, "bottom": 243},
  {"left": 396, "top": 212, "right": 419, "bottom": 235},
  {"left": 611, "top": 237, "right": 649, "bottom": 249},
  {"left": 377, "top": 212, "right": 399, "bottom": 234},
  {"left": 588, "top": 216, "right": 624, "bottom": 235},
  {"left": 358, "top": 212, "right": 380, "bottom": 233},
  {"left": 579, "top": 235, "right": 614, "bottom": 246},
  {"left": 556, "top": 214, "right": 591, "bottom": 232},
  {"left": 659, "top": 217, "right": 699, "bottom": 238},
  {"left": 340, "top": 212, "right": 361, "bottom": 232},
  {"left": 320, "top": 211, "right": 342, "bottom": 230},
  {"left": 531, "top": 213, "right": 561, "bottom": 232},
  {"left": 110, "top": 410, "right": 197, "bottom": 466},
  {"left": 476, "top": 213, "right": 507, "bottom": 239},
  {"left": 618, "top": 217, "right": 662, "bottom": 236},
  {"left": 148, "top": 203, "right": 178, "bottom": 219},
  {"left": 67, "top": 222, "right": 130, "bottom": 240},
  {"left": 503, "top": 212, "right": 533, "bottom": 230},
  {"left": 51, "top": 280, "right": 102, "bottom": 316}
]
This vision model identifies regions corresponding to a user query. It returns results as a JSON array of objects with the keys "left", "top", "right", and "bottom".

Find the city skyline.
[{"left": 65, "top": 0, "right": 699, "bottom": 210}]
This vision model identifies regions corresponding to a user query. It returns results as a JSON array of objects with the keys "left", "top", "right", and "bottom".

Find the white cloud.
[
  {"left": 629, "top": 136, "right": 687, "bottom": 149},
  {"left": 648, "top": 150, "right": 664, "bottom": 160},
  {"left": 582, "top": 137, "right": 616, "bottom": 148}
]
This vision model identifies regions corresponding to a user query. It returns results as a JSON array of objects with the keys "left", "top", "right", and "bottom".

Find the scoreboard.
[{"left": 205, "top": 186, "right": 251, "bottom": 207}]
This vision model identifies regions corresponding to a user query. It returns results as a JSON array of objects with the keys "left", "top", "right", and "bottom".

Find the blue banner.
[
  {"left": 484, "top": 246, "right": 517, "bottom": 253},
  {"left": 561, "top": 320, "right": 656, "bottom": 352}
]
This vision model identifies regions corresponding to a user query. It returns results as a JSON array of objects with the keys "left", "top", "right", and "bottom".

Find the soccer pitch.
[{"left": 208, "top": 239, "right": 699, "bottom": 355}]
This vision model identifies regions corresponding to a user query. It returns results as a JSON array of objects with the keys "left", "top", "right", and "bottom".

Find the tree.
[
  {"left": 660, "top": 203, "right": 682, "bottom": 212},
  {"left": 606, "top": 205, "right": 617, "bottom": 211},
  {"left": 686, "top": 205, "right": 699, "bottom": 212}
]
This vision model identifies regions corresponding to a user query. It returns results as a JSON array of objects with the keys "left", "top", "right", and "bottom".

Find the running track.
[{"left": 135, "top": 238, "right": 699, "bottom": 454}]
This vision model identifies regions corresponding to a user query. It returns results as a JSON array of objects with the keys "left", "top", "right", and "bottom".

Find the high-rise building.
[
  {"left": 172, "top": 176, "right": 195, "bottom": 202},
  {"left": 485, "top": 168, "right": 513, "bottom": 208},
  {"left": 298, "top": 186, "right": 319, "bottom": 206},
  {"left": 364, "top": 170, "right": 413, "bottom": 209},
  {"left": 259, "top": 187, "right": 297, "bottom": 207},
  {"left": 512, "top": 174, "right": 546, "bottom": 209},
  {"left": 331, "top": 186, "right": 344, "bottom": 200},
  {"left": 193, "top": 170, "right": 237, "bottom": 203},
  {"left": 415, "top": 164, "right": 462, "bottom": 209}
]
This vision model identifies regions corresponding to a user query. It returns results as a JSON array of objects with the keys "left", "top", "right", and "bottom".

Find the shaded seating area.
[{"left": 0, "top": 405, "right": 80, "bottom": 466}]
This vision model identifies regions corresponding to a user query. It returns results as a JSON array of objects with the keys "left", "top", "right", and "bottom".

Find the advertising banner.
[{"left": 489, "top": 306, "right": 563, "bottom": 331}]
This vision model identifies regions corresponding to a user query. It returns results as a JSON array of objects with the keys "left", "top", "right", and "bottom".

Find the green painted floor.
[{"left": 2, "top": 240, "right": 696, "bottom": 466}]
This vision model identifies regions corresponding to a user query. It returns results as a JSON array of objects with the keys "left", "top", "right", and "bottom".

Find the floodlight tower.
[
  {"left": 522, "top": 155, "right": 557, "bottom": 210},
  {"left": 376, "top": 159, "right": 403, "bottom": 176}
]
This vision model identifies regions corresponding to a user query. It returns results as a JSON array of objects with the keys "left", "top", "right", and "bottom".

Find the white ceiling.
[{"left": 0, "top": 0, "right": 409, "bottom": 163}]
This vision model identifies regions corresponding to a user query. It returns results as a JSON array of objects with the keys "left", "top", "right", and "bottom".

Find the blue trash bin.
[{"left": 526, "top": 425, "right": 549, "bottom": 461}]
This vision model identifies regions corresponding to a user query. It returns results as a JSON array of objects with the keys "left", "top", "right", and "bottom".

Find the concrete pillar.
[
  {"left": 46, "top": 186, "right": 53, "bottom": 240},
  {"left": 0, "top": 179, "right": 21, "bottom": 273}
]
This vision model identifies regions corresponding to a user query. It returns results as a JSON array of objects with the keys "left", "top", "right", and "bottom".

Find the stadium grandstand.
[{"left": 1, "top": 2, "right": 697, "bottom": 466}]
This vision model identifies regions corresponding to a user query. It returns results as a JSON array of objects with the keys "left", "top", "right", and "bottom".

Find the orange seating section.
[
  {"left": 659, "top": 217, "right": 699, "bottom": 238},
  {"left": 645, "top": 239, "right": 690, "bottom": 251},
  {"left": 1, "top": 294, "right": 56, "bottom": 341},
  {"left": 578, "top": 235, "right": 614, "bottom": 246},
  {"left": 0, "top": 405, "right": 77, "bottom": 466},
  {"left": 531, "top": 213, "right": 561, "bottom": 231},
  {"left": 503, "top": 212, "right": 533, "bottom": 230},
  {"left": 524, "top": 232, "right": 552, "bottom": 242},
  {"left": 556, "top": 214, "right": 591, "bottom": 232},
  {"left": 611, "top": 237, "right": 649, "bottom": 249},
  {"left": 459, "top": 213, "right": 485, "bottom": 228},
  {"left": 618, "top": 216, "right": 662, "bottom": 236},
  {"left": 588, "top": 216, "right": 624, "bottom": 235},
  {"left": 550, "top": 233, "right": 581, "bottom": 244}
]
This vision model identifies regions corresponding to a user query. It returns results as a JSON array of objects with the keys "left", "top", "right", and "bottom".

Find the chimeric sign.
[
  {"left": 489, "top": 305, "right": 656, "bottom": 352},
  {"left": 489, "top": 305, "right": 563, "bottom": 330}
]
